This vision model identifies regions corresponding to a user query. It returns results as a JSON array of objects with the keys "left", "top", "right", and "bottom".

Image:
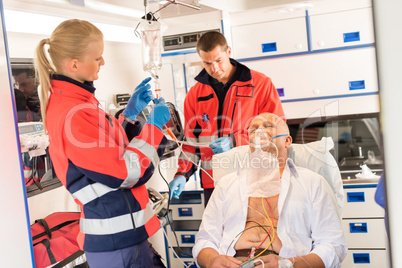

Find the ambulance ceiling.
[{"left": 4, "top": 0, "right": 318, "bottom": 21}]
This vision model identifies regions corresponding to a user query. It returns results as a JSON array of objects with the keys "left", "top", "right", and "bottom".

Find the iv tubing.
[{"left": 168, "top": 130, "right": 215, "bottom": 182}]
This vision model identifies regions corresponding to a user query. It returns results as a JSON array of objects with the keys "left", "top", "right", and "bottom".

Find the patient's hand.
[
  {"left": 206, "top": 255, "right": 242, "bottom": 268},
  {"left": 198, "top": 248, "right": 242, "bottom": 268},
  {"left": 252, "top": 254, "right": 282, "bottom": 267}
]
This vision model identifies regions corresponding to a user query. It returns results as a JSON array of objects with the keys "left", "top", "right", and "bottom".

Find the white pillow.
[{"left": 288, "top": 137, "right": 344, "bottom": 211}]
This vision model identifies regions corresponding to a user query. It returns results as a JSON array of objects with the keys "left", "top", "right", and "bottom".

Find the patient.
[{"left": 192, "top": 113, "right": 347, "bottom": 268}]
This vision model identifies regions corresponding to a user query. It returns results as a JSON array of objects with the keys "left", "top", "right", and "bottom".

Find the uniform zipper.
[
  {"left": 230, "top": 99, "right": 237, "bottom": 129},
  {"left": 121, "top": 189, "right": 136, "bottom": 229},
  {"left": 221, "top": 86, "right": 234, "bottom": 137}
]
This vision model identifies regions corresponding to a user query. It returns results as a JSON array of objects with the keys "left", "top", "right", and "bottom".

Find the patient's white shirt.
[{"left": 192, "top": 159, "right": 347, "bottom": 268}]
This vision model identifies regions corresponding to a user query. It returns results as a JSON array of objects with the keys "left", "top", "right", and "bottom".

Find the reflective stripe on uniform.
[
  {"left": 198, "top": 135, "right": 218, "bottom": 143},
  {"left": 179, "top": 151, "right": 198, "bottom": 163},
  {"left": 122, "top": 138, "right": 159, "bottom": 188},
  {"left": 186, "top": 135, "right": 218, "bottom": 144},
  {"left": 122, "top": 150, "right": 142, "bottom": 188},
  {"left": 72, "top": 182, "right": 116, "bottom": 205},
  {"left": 80, "top": 203, "right": 155, "bottom": 235},
  {"left": 186, "top": 137, "right": 198, "bottom": 143},
  {"left": 201, "top": 159, "right": 212, "bottom": 171}
]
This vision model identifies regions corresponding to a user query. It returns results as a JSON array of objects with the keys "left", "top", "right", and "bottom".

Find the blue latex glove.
[
  {"left": 169, "top": 176, "right": 186, "bottom": 200},
  {"left": 146, "top": 97, "right": 171, "bottom": 130},
  {"left": 209, "top": 137, "right": 232, "bottom": 154},
  {"left": 122, "top": 77, "right": 153, "bottom": 120}
]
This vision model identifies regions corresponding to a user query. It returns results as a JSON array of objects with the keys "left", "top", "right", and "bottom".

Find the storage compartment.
[
  {"left": 164, "top": 191, "right": 204, "bottom": 268},
  {"left": 170, "top": 191, "right": 204, "bottom": 220},
  {"left": 341, "top": 249, "right": 390, "bottom": 268},
  {"left": 167, "top": 230, "right": 199, "bottom": 247},
  {"left": 342, "top": 187, "right": 384, "bottom": 218},
  {"left": 310, "top": 7, "right": 375, "bottom": 50},
  {"left": 231, "top": 17, "right": 308, "bottom": 59},
  {"left": 245, "top": 47, "right": 378, "bottom": 101},
  {"left": 341, "top": 218, "right": 388, "bottom": 248}
]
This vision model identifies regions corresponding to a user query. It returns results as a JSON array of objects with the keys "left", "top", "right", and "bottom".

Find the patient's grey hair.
[{"left": 250, "top": 113, "right": 289, "bottom": 135}]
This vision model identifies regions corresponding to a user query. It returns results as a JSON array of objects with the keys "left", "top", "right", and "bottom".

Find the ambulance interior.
[{"left": 1, "top": 0, "right": 400, "bottom": 267}]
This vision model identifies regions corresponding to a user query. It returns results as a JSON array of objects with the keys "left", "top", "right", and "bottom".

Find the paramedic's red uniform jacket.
[
  {"left": 175, "top": 60, "right": 285, "bottom": 189},
  {"left": 46, "top": 75, "right": 167, "bottom": 252}
]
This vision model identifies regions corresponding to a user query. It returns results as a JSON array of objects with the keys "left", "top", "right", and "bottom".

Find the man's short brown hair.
[{"left": 196, "top": 31, "right": 228, "bottom": 54}]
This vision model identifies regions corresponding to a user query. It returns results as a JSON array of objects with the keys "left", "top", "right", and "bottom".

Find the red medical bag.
[{"left": 31, "top": 212, "right": 87, "bottom": 268}]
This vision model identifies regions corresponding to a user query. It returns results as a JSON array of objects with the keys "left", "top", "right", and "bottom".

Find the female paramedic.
[{"left": 34, "top": 19, "right": 171, "bottom": 268}]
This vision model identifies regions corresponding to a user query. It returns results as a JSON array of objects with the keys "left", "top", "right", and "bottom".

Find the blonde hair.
[{"left": 34, "top": 19, "right": 103, "bottom": 129}]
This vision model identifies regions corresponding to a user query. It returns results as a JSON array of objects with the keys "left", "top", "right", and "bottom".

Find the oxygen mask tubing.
[{"left": 250, "top": 127, "right": 279, "bottom": 156}]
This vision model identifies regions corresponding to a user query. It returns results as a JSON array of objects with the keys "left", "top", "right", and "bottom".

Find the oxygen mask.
[
  {"left": 251, "top": 127, "right": 278, "bottom": 154},
  {"left": 244, "top": 127, "right": 281, "bottom": 198}
]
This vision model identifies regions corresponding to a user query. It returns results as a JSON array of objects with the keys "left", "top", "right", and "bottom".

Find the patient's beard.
[{"left": 244, "top": 149, "right": 281, "bottom": 198}]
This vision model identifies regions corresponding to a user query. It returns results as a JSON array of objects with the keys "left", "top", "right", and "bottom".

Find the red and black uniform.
[
  {"left": 46, "top": 75, "right": 167, "bottom": 252},
  {"left": 175, "top": 59, "right": 285, "bottom": 189}
]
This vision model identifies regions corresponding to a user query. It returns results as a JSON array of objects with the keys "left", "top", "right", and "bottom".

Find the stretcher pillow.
[
  {"left": 212, "top": 137, "right": 343, "bottom": 212},
  {"left": 288, "top": 137, "right": 344, "bottom": 212}
]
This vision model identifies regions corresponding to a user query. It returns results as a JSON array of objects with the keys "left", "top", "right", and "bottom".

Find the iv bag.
[{"left": 140, "top": 19, "right": 162, "bottom": 77}]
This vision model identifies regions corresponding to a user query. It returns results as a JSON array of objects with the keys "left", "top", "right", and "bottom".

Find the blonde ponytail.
[
  {"left": 34, "top": 38, "right": 56, "bottom": 131},
  {"left": 33, "top": 19, "right": 103, "bottom": 131}
]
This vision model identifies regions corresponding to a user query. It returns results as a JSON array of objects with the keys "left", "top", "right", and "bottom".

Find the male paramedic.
[
  {"left": 193, "top": 113, "right": 347, "bottom": 268},
  {"left": 169, "top": 31, "right": 285, "bottom": 205}
]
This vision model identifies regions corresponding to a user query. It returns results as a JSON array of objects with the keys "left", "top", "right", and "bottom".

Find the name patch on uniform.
[{"left": 235, "top": 85, "right": 254, "bottom": 98}]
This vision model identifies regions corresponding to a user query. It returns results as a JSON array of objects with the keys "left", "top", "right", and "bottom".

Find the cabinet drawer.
[
  {"left": 170, "top": 205, "right": 204, "bottom": 220},
  {"left": 245, "top": 47, "right": 378, "bottom": 100},
  {"left": 166, "top": 230, "right": 198, "bottom": 247},
  {"left": 342, "top": 187, "right": 384, "bottom": 218},
  {"left": 341, "top": 249, "right": 390, "bottom": 268},
  {"left": 342, "top": 218, "right": 388, "bottom": 248},
  {"left": 310, "top": 7, "right": 375, "bottom": 50},
  {"left": 231, "top": 17, "right": 308, "bottom": 59},
  {"left": 169, "top": 191, "right": 204, "bottom": 220},
  {"left": 167, "top": 246, "right": 196, "bottom": 268}
]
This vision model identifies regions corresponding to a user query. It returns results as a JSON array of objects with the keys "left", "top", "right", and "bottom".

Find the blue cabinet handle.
[
  {"left": 277, "top": 88, "right": 285, "bottom": 97},
  {"left": 181, "top": 234, "right": 195, "bottom": 244},
  {"left": 178, "top": 207, "right": 193, "bottom": 217},
  {"left": 347, "top": 192, "right": 365, "bottom": 202},
  {"left": 349, "top": 80, "right": 365, "bottom": 90},
  {"left": 344, "top": 31, "right": 361, "bottom": 43},
  {"left": 353, "top": 253, "right": 370, "bottom": 264},
  {"left": 349, "top": 222, "right": 368, "bottom": 233},
  {"left": 184, "top": 261, "right": 197, "bottom": 268},
  {"left": 262, "top": 42, "right": 277, "bottom": 53}
]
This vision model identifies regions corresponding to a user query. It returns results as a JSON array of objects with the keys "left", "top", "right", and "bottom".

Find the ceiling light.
[
  {"left": 85, "top": 0, "right": 144, "bottom": 18},
  {"left": 4, "top": 9, "right": 141, "bottom": 44},
  {"left": 44, "top": 0, "right": 145, "bottom": 18}
]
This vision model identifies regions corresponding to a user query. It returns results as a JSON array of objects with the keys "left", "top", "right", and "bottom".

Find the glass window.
[{"left": 288, "top": 113, "right": 383, "bottom": 180}]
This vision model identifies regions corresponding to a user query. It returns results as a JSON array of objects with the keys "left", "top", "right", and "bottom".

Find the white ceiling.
[
  {"left": 3, "top": 0, "right": 317, "bottom": 22},
  {"left": 2, "top": 0, "right": 320, "bottom": 40}
]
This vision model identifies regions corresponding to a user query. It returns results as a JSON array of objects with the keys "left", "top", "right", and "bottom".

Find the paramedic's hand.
[
  {"left": 169, "top": 176, "right": 186, "bottom": 200},
  {"left": 146, "top": 98, "right": 170, "bottom": 130},
  {"left": 122, "top": 77, "right": 153, "bottom": 120},
  {"left": 210, "top": 137, "right": 232, "bottom": 154}
]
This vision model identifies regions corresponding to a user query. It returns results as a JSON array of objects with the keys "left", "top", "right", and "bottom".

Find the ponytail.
[
  {"left": 34, "top": 19, "right": 103, "bottom": 132},
  {"left": 34, "top": 38, "right": 56, "bottom": 131}
]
